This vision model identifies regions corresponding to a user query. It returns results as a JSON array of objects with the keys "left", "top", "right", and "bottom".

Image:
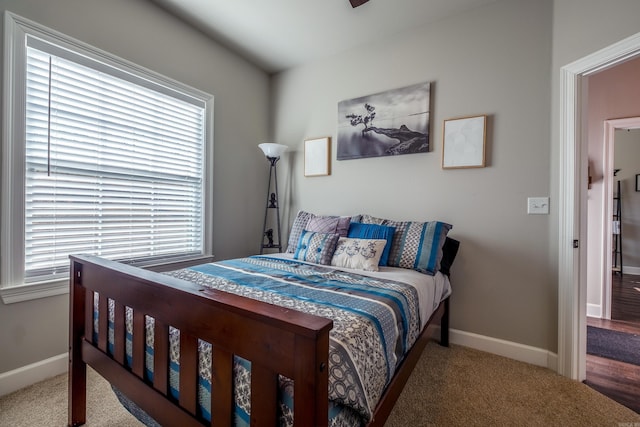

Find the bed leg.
[
  {"left": 68, "top": 261, "right": 87, "bottom": 427},
  {"left": 68, "top": 357, "right": 87, "bottom": 427},
  {"left": 440, "top": 298, "right": 450, "bottom": 347}
]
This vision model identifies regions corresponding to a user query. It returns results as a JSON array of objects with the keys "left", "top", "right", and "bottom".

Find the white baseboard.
[
  {"left": 587, "top": 303, "right": 602, "bottom": 318},
  {"left": 450, "top": 328, "right": 558, "bottom": 372},
  {"left": 0, "top": 353, "right": 68, "bottom": 397},
  {"left": 0, "top": 330, "right": 561, "bottom": 397},
  {"left": 624, "top": 266, "right": 640, "bottom": 275}
]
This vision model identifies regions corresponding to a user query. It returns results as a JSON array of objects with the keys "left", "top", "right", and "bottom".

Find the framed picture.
[
  {"left": 337, "top": 82, "right": 430, "bottom": 160},
  {"left": 442, "top": 115, "right": 487, "bottom": 169},
  {"left": 304, "top": 137, "right": 331, "bottom": 176},
  {"left": 636, "top": 174, "right": 640, "bottom": 192}
]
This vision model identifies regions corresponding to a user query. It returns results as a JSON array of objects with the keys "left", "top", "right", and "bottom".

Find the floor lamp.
[{"left": 259, "top": 143, "right": 288, "bottom": 254}]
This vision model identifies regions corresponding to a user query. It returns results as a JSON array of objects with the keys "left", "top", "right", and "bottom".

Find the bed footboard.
[{"left": 68, "top": 255, "right": 333, "bottom": 427}]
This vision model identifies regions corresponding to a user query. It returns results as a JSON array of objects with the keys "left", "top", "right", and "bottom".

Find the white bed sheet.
[{"left": 261, "top": 253, "right": 451, "bottom": 329}]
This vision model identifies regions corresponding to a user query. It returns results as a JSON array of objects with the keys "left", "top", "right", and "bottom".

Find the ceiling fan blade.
[{"left": 349, "top": 0, "right": 369, "bottom": 8}]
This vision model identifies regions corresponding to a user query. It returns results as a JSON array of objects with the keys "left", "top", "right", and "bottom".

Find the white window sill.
[
  {"left": 1, "top": 255, "right": 215, "bottom": 304},
  {"left": 0, "top": 280, "right": 69, "bottom": 304}
]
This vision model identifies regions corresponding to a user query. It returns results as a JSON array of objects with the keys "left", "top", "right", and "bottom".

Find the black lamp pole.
[{"left": 260, "top": 156, "right": 282, "bottom": 254}]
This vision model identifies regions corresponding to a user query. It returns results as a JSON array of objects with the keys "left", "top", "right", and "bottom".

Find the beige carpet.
[
  {"left": 385, "top": 342, "right": 640, "bottom": 426},
  {"left": 1, "top": 342, "right": 638, "bottom": 426}
]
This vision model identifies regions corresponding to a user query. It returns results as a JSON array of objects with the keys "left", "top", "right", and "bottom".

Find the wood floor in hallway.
[{"left": 585, "top": 273, "right": 640, "bottom": 414}]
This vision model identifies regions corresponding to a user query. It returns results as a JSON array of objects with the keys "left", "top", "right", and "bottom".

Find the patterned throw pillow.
[
  {"left": 286, "top": 211, "right": 351, "bottom": 253},
  {"left": 286, "top": 210, "right": 315, "bottom": 253},
  {"left": 347, "top": 222, "right": 395, "bottom": 266},
  {"left": 360, "top": 214, "right": 452, "bottom": 275},
  {"left": 331, "top": 237, "right": 387, "bottom": 272},
  {"left": 306, "top": 216, "right": 351, "bottom": 236},
  {"left": 293, "top": 231, "right": 340, "bottom": 265}
]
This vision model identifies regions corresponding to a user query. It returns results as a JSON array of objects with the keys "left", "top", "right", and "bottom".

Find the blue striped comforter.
[{"left": 102, "top": 255, "right": 424, "bottom": 426}]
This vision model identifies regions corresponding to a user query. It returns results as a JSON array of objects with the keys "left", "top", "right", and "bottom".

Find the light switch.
[{"left": 528, "top": 197, "right": 549, "bottom": 215}]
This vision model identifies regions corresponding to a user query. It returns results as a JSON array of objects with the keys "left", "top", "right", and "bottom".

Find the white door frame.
[{"left": 558, "top": 32, "right": 640, "bottom": 380}]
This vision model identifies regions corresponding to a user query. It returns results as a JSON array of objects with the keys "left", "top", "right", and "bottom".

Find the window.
[{"left": 1, "top": 12, "right": 213, "bottom": 303}]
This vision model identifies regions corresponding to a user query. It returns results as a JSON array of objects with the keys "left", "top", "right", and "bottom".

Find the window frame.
[{"left": 1, "top": 12, "right": 214, "bottom": 303}]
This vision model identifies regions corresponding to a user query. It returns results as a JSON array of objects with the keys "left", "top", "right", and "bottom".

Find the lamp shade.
[{"left": 259, "top": 143, "right": 288, "bottom": 158}]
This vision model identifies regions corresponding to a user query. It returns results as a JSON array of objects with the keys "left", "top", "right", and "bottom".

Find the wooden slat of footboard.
[
  {"left": 179, "top": 331, "right": 198, "bottom": 415},
  {"left": 153, "top": 319, "right": 169, "bottom": 395},
  {"left": 113, "top": 302, "right": 126, "bottom": 365},
  {"left": 132, "top": 310, "right": 145, "bottom": 378},
  {"left": 98, "top": 295, "right": 109, "bottom": 353},
  {"left": 250, "top": 364, "right": 277, "bottom": 426},
  {"left": 211, "top": 346, "right": 233, "bottom": 426},
  {"left": 84, "top": 290, "right": 93, "bottom": 346}
]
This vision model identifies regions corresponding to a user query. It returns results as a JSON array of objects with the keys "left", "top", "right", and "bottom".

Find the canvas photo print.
[{"left": 337, "top": 82, "right": 430, "bottom": 160}]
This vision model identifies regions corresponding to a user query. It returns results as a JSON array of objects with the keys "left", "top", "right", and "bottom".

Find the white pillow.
[{"left": 330, "top": 237, "right": 387, "bottom": 271}]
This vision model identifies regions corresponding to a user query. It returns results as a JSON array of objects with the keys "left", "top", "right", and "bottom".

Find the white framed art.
[
  {"left": 442, "top": 115, "right": 487, "bottom": 169},
  {"left": 304, "top": 137, "right": 331, "bottom": 177}
]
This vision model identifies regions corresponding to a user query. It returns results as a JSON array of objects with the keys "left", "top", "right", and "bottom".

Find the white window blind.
[{"left": 24, "top": 37, "right": 206, "bottom": 282}]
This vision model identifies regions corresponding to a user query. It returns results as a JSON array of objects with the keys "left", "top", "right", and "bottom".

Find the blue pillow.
[
  {"left": 293, "top": 231, "right": 340, "bottom": 265},
  {"left": 347, "top": 222, "right": 395, "bottom": 266}
]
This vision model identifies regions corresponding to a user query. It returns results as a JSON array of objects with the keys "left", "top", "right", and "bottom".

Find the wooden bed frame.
[{"left": 68, "top": 248, "right": 454, "bottom": 426}]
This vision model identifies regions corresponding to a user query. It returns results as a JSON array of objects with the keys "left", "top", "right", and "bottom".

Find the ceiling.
[{"left": 151, "top": 0, "right": 498, "bottom": 73}]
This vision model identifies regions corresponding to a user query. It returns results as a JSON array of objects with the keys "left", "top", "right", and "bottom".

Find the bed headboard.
[{"left": 439, "top": 237, "right": 460, "bottom": 277}]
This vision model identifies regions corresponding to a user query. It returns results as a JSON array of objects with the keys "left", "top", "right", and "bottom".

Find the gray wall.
[
  {"left": 272, "top": 0, "right": 556, "bottom": 350},
  {"left": 0, "top": 0, "right": 270, "bottom": 374}
]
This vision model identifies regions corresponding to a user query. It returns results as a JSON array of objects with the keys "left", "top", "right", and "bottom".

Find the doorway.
[{"left": 558, "top": 31, "right": 640, "bottom": 382}]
